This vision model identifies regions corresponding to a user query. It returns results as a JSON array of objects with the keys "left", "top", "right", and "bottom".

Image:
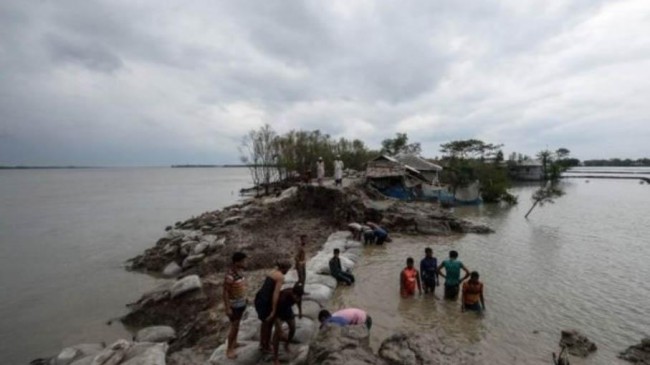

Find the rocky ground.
[
  {"left": 34, "top": 180, "right": 495, "bottom": 365},
  {"left": 619, "top": 338, "right": 650, "bottom": 364}
]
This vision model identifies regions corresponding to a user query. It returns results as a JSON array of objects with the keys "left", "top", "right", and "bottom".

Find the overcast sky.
[{"left": 1, "top": 0, "right": 649, "bottom": 166}]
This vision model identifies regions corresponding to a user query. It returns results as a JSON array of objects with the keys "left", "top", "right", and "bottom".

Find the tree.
[
  {"left": 537, "top": 150, "right": 553, "bottom": 179},
  {"left": 525, "top": 183, "right": 565, "bottom": 218},
  {"left": 439, "top": 139, "right": 515, "bottom": 204},
  {"left": 380, "top": 133, "right": 421, "bottom": 156},
  {"left": 239, "top": 124, "right": 279, "bottom": 196},
  {"left": 440, "top": 139, "right": 503, "bottom": 160}
]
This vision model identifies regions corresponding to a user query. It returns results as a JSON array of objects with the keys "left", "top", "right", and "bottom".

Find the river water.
[
  {"left": 1, "top": 168, "right": 648, "bottom": 364},
  {"left": 0, "top": 167, "right": 251, "bottom": 364},
  {"left": 331, "top": 178, "right": 650, "bottom": 364}
]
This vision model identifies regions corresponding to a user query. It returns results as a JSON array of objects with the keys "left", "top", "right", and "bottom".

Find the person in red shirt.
[{"left": 400, "top": 257, "right": 422, "bottom": 297}]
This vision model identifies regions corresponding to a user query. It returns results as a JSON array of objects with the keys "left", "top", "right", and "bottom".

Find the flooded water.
[
  {"left": 331, "top": 179, "right": 650, "bottom": 364},
  {"left": 0, "top": 167, "right": 250, "bottom": 364}
]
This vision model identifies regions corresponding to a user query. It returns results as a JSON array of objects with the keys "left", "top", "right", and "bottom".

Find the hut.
[
  {"left": 365, "top": 155, "right": 429, "bottom": 200},
  {"left": 394, "top": 154, "right": 443, "bottom": 184}
]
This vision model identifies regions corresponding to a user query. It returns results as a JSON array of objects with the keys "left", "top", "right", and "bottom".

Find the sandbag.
[{"left": 135, "top": 326, "right": 176, "bottom": 343}]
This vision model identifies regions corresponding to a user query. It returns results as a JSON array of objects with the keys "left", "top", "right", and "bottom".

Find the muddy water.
[{"left": 331, "top": 179, "right": 650, "bottom": 364}]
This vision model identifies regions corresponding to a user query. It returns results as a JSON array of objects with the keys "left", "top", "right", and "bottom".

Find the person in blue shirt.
[
  {"left": 420, "top": 247, "right": 438, "bottom": 294},
  {"left": 437, "top": 250, "right": 470, "bottom": 300}
]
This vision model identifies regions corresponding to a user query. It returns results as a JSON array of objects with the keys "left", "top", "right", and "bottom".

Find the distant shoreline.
[
  {"left": 170, "top": 164, "right": 248, "bottom": 168},
  {"left": 0, "top": 166, "right": 99, "bottom": 170},
  {"left": 0, "top": 165, "right": 248, "bottom": 170}
]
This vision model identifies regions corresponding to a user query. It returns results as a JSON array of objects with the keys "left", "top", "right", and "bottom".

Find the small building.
[
  {"left": 509, "top": 160, "right": 544, "bottom": 181},
  {"left": 365, "top": 155, "right": 430, "bottom": 200},
  {"left": 393, "top": 154, "right": 443, "bottom": 184}
]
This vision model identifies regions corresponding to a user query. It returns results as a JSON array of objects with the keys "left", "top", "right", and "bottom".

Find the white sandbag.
[
  {"left": 55, "top": 347, "right": 79, "bottom": 365},
  {"left": 182, "top": 254, "right": 205, "bottom": 268},
  {"left": 305, "top": 273, "right": 338, "bottom": 290},
  {"left": 299, "top": 300, "right": 322, "bottom": 320},
  {"left": 90, "top": 339, "right": 131, "bottom": 365},
  {"left": 121, "top": 342, "right": 168, "bottom": 365},
  {"left": 135, "top": 326, "right": 176, "bottom": 343},
  {"left": 208, "top": 237, "right": 226, "bottom": 250},
  {"left": 341, "top": 250, "right": 361, "bottom": 264},
  {"left": 162, "top": 262, "right": 181, "bottom": 278},
  {"left": 192, "top": 242, "right": 208, "bottom": 255},
  {"left": 293, "top": 317, "right": 317, "bottom": 344},
  {"left": 237, "top": 314, "right": 261, "bottom": 342},
  {"left": 208, "top": 341, "right": 262, "bottom": 365},
  {"left": 170, "top": 275, "right": 202, "bottom": 298},
  {"left": 303, "top": 283, "right": 333, "bottom": 304},
  {"left": 305, "top": 252, "right": 328, "bottom": 274}
]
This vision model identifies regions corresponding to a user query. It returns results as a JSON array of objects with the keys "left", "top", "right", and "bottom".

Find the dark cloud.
[{"left": 0, "top": 0, "right": 648, "bottom": 165}]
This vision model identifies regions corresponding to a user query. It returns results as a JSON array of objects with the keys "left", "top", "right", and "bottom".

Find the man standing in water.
[
  {"left": 400, "top": 257, "right": 422, "bottom": 297},
  {"left": 334, "top": 155, "right": 344, "bottom": 187},
  {"left": 329, "top": 248, "right": 355, "bottom": 285},
  {"left": 420, "top": 247, "right": 438, "bottom": 294},
  {"left": 295, "top": 235, "right": 307, "bottom": 285},
  {"left": 461, "top": 271, "right": 485, "bottom": 313},
  {"left": 316, "top": 157, "right": 325, "bottom": 186},
  {"left": 223, "top": 252, "right": 247, "bottom": 359},
  {"left": 437, "top": 250, "right": 470, "bottom": 300}
]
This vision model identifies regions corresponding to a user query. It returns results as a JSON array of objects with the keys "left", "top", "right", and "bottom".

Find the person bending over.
[
  {"left": 318, "top": 308, "right": 372, "bottom": 330},
  {"left": 272, "top": 283, "right": 304, "bottom": 365},
  {"left": 254, "top": 260, "right": 292, "bottom": 353}
]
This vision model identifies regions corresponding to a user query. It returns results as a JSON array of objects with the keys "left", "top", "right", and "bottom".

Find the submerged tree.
[{"left": 525, "top": 183, "right": 565, "bottom": 218}]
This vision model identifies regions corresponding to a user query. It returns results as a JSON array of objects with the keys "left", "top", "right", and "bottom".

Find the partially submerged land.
[{"left": 32, "top": 179, "right": 649, "bottom": 365}]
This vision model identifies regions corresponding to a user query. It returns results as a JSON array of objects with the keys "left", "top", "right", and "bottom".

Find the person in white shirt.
[
  {"left": 316, "top": 157, "right": 325, "bottom": 186},
  {"left": 334, "top": 155, "right": 344, "bottom": 187}
]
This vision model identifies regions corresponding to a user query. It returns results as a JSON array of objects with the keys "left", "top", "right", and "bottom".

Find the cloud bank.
[{"left": 1, "top": 0, "right": 649, "bottom": 165}]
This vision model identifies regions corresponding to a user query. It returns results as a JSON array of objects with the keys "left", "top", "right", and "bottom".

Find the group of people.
[
  {"left": 223, "top": 253, "right": 299, "bottom": 363},
  {"left": 314, "top": 155, "right": 345, "bottom": 187},
  {"left": 222, "top": 235, "right": 485, "bottom": 363},
  {"left": 399, "top": 249, "right": 486, "bottom": 314},
  {"left": 222, "top": 235, "right": 369, "bottom": 364},
  {"left": 348, "top": 221, "right": 391, "bottom": 245}
]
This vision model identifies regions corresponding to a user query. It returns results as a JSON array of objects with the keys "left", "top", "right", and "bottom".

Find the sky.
[{"left": 1, "top": 0, "right": 649, "bottom": 166}]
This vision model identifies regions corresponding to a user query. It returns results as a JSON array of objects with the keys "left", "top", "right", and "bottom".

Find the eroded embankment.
[{"left": 33, "top": 183, "right": 493, "bottom": 365}]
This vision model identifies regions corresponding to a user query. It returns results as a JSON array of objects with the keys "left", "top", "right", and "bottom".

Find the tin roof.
[{"left": 394, "top": 154, "right": 443, "bottom": 171}]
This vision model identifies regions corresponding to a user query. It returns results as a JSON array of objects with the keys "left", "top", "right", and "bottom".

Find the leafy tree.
[
  {"left": 440, "top": 139, "right": 503, "bottom": 160},
  {"left": 380, "top": 133, "right": 421, "bottom": 156},
  {"left": 439, "top": 139, "right": 514, "bottom": 204},
  {"left": 239, "top": 124, "right": 279, "bottom": 196}
]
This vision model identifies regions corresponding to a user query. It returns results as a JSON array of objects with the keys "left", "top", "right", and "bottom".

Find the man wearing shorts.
[
  {"left": 223, "top": 252, "right": 247, "bottom": 359},
  {"left": 437, "top": 250, "right": 470, "bottom": 300}
]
